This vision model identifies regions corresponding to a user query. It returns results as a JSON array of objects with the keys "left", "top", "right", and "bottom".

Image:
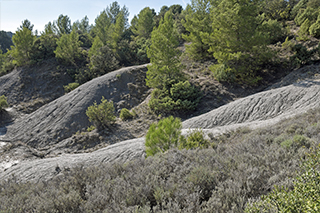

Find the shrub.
[
  {"left": 87, "top": 125, "right": 96, "bottom": 132},
  {"left": 145, "top": 116, "right": 183, "bottom": 157},
  {"left": 86, "top": 97, "right": 116, "bottom": 130},
  {"left": 119, "top": 108, "right": 133, "bottom": 121},
  {"left": 291, "top": 44, "right": 317, "bottom": 65},
  {"left": 0, "top": 95, "right": 8, "bottom": 111},
  {"left": 179, "top": 129, "right": 213, "bottom": 150},
  {"left": 246, "top": 145, "right": 320, "bottom": 212},
  {"left": 148, "top": 80, "right": 202, "bottom": 113},
  {"left": 63, "top": 82, "right": 80, "bottom": 93},
  {"left": 309, "top": 20, "right": 320, "bottom": 38}
]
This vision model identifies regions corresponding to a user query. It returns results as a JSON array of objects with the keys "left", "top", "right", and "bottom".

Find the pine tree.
[
  {"left": 146, "top": 11, "right": 183, "bottom": 89},
  {"left": 203, "top": 0, "right": 271, "bottom": 84},
  {"left": 11, "top": 26, "right": 35, "bottom": 66},
  {"left": 182, "top": 0, "right": 213, "bottom": 60},
  {"left": 132, "top": 7, "right": 155, "bottom": 39},
  {"left": 54, "top": 30, "right": 82, "bottom": 67}
]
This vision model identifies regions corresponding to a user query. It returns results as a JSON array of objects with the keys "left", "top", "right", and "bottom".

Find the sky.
[{"left": 0, "top": 0, "right": 191, "bottom": 33}]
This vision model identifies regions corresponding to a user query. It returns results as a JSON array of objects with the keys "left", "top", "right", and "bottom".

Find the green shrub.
[
  {"left": 87, "top": 125, "right": 96, "bottom": 132},
  {"left": 245, "top": 145, "right": 320, "bottom": 212},
  {"left": 148, "top": 80, "right": 202, "bottom": 113},
  {"left": 86, "top": 97, "right": 116, "bottom": 130},
  {"left": 119, "top": 108, "right": 134, "bottom": 121},
  {"left": 0, "top": 95, "right": 8, "bottom": 111},
  {"left": 210, "top": 63, "right": 234, "bottom": 82},
  {"left": 291, "top": 44, "right": 317, "bottom": 65},
  {"left": 63, "top": 82, "right": 80, "bottom": 93},
  {"left": 179, "top": 129, "right": 214, "bottom": 150},
  {"left": 309, "top": 20, "right": 320, "bottom": 38},
  {"left": 145, "top": 116, "right": 183, "bottom": 157}
]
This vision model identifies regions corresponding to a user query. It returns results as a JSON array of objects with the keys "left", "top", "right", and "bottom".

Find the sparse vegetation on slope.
[{"left": 1, "top": 107, "right": 320, "bottom": 212}]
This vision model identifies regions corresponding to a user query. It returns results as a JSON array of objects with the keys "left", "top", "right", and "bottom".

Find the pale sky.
[{"left": 0, "top": 0, "right": 190, "bottom": 33}]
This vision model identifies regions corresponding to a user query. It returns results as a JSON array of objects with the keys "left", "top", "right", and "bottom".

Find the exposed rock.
[
  {"left": 0, "top": 138, "right": 146, "bottom": 182},
  {"left": 1, "top": 64, "right": 149, "bottom": 148},
  {"left": 0, "top": 59, "right": 73, "bottom": 112}
]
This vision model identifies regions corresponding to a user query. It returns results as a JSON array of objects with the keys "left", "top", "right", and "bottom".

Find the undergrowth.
[{"left": 1, "top": 108, "right": 320, "bottom": 212}]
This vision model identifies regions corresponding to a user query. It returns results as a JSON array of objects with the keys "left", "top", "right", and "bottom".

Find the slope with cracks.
[{"left": 1, "top": 64, "right": 149, "bottom": 148}]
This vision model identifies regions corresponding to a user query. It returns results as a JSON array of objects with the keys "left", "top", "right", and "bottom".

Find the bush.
[
  {"left": 119, "top": 108, "right": 134, "bottom": 121},
  {"left": 63, "top": 82, "right": 80, "bottom": 93},
  {"left": 89, "top": 45, "right": 119, "bottom": 78},
  {"left": 309, "top": 20, "right": 320, "bottom": 38},
  {"left": 86, "top": 97, "right": 116, "bottom": 130},
  {"left": 148, "top": 80, "right": 202, "bottom": 113},
  {"left": 291, "top": 44, "right": 317, "bottom": 65},
  {"left": 0, "top": 95, "right": 8, "bottom": 111},
  {"left": 30, "top": 34, "right": 58, "bottom": 62},
  {"left": 179, "top": 129, "right": 214, "bottom": 150},
  {"left": 145, "top": 116, "right": 183, "bottom": 157},
  {"left": 246, "top": 145, "right": 320, "bottom": 212}
]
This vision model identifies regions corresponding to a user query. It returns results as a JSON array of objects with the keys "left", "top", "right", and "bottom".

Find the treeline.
[
  {"left": 0, "top": 2, "right": 184, "bottom": 83},
  {"left": 1, "top": 0, "right": 320, "bottom": 85}
]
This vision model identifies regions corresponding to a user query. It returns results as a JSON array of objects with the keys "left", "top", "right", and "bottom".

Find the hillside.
[{"left": 0, "top": 62, "right": 319, "bottom": 182}]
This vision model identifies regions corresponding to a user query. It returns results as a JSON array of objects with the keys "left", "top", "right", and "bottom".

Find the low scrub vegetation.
[
  {"left": 119, "top": 108, "right": 134, "bottom": 121},
  {"left": 0, "top": 95, "right": 8, "bottom": 111},
  {"left": 63, "top": 82, "right": 79, "bottom": 93},
  {"left": 1, "top": 108, "right": 320, "bottom": 212},
  {"left": 85, "top": 97, "right": 116, "bottom": 130}
]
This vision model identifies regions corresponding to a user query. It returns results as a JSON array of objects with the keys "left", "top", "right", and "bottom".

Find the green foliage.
[
  {"left": 246, "top": 145, "right": 320, "bottom": 212},
  {"left": 11, "top": 26, "right": 35, "bottom": 66},
  {"left": 0, "top": 95, "right": 8, "bottom": 111},
  {"left": 309, "top": 18, "right": 320, "bottom": 38},
  {"left": 30, "top": 34, "right": 58, "bottom": 62},
  {"left": 182, "top": 0, "right": 213, "bottom": 60},
  {"left": 293, "top": 3, "right": 320, "bottom": 38},
  {"left": 88, "top": 42, "right": 119, "bottom": 78},
  {"left": 43, "top": 21, "right": 56, "bottom": 35},
  {"left": 259, "top": 0, "right": 292, "bottom": 21},
  {"left": 54, "top": 14, "right": 72, "bottom": 36},
  {"left": 259, "top": 19, "right": 286, "bottom": 44},
  {"left": 146, "top": 11, "right": 183, "bottom": 89},
  {"left": 280, "top": 134, "right": 312, "bottom": 150},
  {"left": 145, "top": 116, "right": 183, "bottom": 157},
  {"left": 179, "top": 129, "right": 213, "bottom": 150},
  {"left": 148, "top": 80, "right": 202, "bottom": 113},
  {"left": 119, "top": 108, "right": 134, "bottom": 121},
  {"left": 291, "top": 43, "right": 318, "bottom": 65},
  {"left": 86, "top": 97, "right": 116, "bottom": 130},
  {"left": 87, "top": 125, "right": 96, "bottom": 132},
  {"left": 54, "top": 30, "right": 83, "bottom": 67},
  {"left": 0, "top": 31, "right": 13, "bottom": 53},
  {"left": 202, "top": 0, "right": 272, "bottom": 85},
  {"left": 131, "top": 7, "right": 155, "bottom": 40},
  {"left": 72, "top": 16, "right": 91, "bottom": 34},
  {"left": 63, "top": 82, "right": 80, "bottom": 93}
]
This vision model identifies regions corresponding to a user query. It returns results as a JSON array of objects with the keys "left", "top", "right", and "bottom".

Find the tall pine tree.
[{"left": 146, "top": 11, "right": 183, "bottom": 89}]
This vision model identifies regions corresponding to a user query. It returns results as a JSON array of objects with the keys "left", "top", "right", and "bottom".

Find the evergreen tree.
[
  {"left": 146, "top": 11, "right": 183, "bottom": 89},
  {"left": 131, "top": 7, "right": 155, "bottom": 39},
  {"left": 11, "top": 26, "right": 35, "bottom": 66},
  {"left": 182, "top": 0, "right": 213, "bottom": 60},
  {"left": 54, "top": 30, "right": 82, "bottom": 67},
  {"left": 54, "top": 14, "right": 72, "bottom": 36},
  {"left": 203, "top": 0, "right": 271, "bottom": 84},
  {"left": 43, "top": 21, "right": 56, "bottom": 35},
  {"left": 0, "top": 31, "right": 13, "bottom": 53},
  {"left": 19, "top": 19, "right": 34, "bottom": 32}
]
